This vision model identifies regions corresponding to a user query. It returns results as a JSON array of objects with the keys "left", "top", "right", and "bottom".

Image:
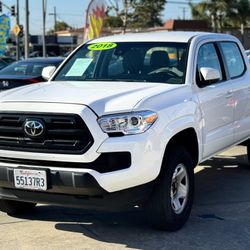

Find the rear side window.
[{"left": 220, "top": 42, "right": 245, "bottom": 78}]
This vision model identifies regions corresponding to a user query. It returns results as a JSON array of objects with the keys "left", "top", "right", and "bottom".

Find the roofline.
[{"left": 87, "top": 31, "right": 226, "bottom": 44}]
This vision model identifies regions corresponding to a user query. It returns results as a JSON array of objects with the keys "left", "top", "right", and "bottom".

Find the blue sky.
[{"left": 2, "top": 0, "right": 201, "bottom": 35}]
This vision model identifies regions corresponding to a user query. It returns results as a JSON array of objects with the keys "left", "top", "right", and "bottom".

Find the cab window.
[{"left": 220, "top": 42, "right": 245, "bottom": 79}]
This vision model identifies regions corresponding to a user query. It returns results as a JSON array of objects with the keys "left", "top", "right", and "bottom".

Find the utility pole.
[
  {"left": 179, "top": 7, "right": 187, "bottom": 20},
  {"left": 24, "top": 0, "right": 29, "bottom": 58},
  {"left": 16, "top": 0, "right": 20, "bottom": 60},
  {"left": 49, "top": 6, "right": 57, "bottom": 33},
  {"left": 42, "top": 0, "right": 47, "bottom": 57}
]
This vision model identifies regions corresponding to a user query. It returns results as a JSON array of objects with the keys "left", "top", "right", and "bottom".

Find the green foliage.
[
  {"left": 48, "top": 21, "right": 72, "bottom": 34},
  {"left": 131, "top": 0, "right": 166, "bottom": 28},
  {"left": 190, "top": 0, "right": 250, "bottom": 32},
  {"left": 104, "top": 0, "right": 166, "bottom": 31},
  {"left": 104, "top": 15, "right": 123, "bottom": 28},
  {"left": 228, "top": 0, "right": 250, "bottom": 26}
]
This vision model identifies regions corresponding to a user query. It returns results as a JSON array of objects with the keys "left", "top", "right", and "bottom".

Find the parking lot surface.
[{"left": 1, "top": 146, "right": 250, "bottom": 250}]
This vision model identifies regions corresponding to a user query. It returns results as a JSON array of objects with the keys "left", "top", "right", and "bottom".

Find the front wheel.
[
  {"left": 0, "top": 199, "right": 36, "bottom": 215},
  {"left": 145, "top": 146, "right": 194, "bottom": 231}
]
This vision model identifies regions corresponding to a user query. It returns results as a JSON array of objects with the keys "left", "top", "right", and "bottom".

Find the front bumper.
[
  {"left": 0, "top": 164, "right": 107, "bottom": 196},
  {"left": 0, "top": 164, "right": 153, "bottom": 210}
]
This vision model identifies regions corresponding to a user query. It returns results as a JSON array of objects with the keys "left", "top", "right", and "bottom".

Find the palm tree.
[
  {"left": 227, "top": 0, "right": 250, "bottom": 27},
  {"left": 189, "top": 0, "right": 250, "bottom": 32}
]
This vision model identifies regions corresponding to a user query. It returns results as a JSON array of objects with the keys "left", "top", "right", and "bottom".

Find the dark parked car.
[
  {"left": 0, "top": 59, "right": 8, "bottom": 71},
  {"left": 0, "top": 56, "right": 16, "bottom": 71},
  {"left": 0, "top": 56, "right": 16, "bottom": 64},
  {"left": 29, "top": 51, "right": 58, "bottom": 57},
  {"left": 0, "top": 57, "right": 64, "bottom": 91}
]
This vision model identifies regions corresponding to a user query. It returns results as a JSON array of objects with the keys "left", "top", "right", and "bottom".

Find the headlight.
[{"left": 98, "top": 111, "right": 158, "bottom": 135}]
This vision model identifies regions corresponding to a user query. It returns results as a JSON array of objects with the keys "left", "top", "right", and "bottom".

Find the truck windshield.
[{"left": 54, "top": 42, "right": 188, "bottom": 84}]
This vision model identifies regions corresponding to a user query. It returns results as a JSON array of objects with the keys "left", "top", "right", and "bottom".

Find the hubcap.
[{"left": 170, "top": 163, "right": 189, "bottom": 214}]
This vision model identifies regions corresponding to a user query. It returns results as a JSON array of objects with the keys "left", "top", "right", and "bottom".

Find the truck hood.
[{"left": 0, "top": 81, "right": 180, "bottom": 116}]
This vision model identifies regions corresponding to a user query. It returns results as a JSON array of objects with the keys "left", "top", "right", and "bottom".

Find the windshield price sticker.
[
  {"left": 88, "top": 42, "right": 117, "bottom": 51},
  {"left": 65, "top": 58, "right": 93, "bottom": 77}
]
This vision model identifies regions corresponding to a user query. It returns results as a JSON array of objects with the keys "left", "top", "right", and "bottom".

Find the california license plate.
[{"left": 14, "top": 169, "right": 47, "bottom": 191}]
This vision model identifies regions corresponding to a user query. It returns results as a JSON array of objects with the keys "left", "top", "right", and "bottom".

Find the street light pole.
[
  {"left": 54, "top": 6, "right": 57, "bottom": 32},
  {"left": 24, "top": 0, "right": 29, "bottom": 59},
  {"left": 16, "top": 0, "right": 20, "bottom": 60},
  {"left": 42, "top": 0, "right": 47, "bottom": 57}
]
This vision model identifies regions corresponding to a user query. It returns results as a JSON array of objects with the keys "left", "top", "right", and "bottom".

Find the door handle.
[{"left": 225, "top": 90, "right": 233, "bottom": 99}]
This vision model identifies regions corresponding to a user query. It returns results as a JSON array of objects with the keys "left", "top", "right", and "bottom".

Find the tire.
[
  {"left": 0, "top": 199, "right": 36, "bottom": 215},
  {"left": 145, "top": 145, "right": 194, "bottom": 231}
]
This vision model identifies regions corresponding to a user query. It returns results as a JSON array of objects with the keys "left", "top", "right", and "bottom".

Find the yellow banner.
[{"left": 85, "top": 0, "right": 106, "bottom": 41}]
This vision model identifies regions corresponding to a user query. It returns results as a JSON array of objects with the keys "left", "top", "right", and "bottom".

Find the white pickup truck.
[{"left": 0, "top": 32, "right": 249, "bottom": 231}]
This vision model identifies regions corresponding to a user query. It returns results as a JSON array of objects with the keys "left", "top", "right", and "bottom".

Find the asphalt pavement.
[{"left": 1, "top": 146, "right": 250, "bottom": 250}]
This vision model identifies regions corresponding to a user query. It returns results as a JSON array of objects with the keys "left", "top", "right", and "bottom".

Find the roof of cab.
[{"left": 88, "top": 31, "right": 235, "bottom": 44}]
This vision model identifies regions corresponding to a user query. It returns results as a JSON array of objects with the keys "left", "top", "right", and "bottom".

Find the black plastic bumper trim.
[
  {"left": 0, "top": 182, "right": 153, "bottom": 211},
  {"left": 0, "top": 152, "right": 131, "bottom": 173},
  {"left": 0, "top": 165, "right": 107, "bottom": 196}
]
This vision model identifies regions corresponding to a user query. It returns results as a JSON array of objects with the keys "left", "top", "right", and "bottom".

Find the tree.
[
  {"left": 189, "top": 0, "right": 250, "bottom": 32},
  {"left": 104, "top": 0, "right": 166, "bottom": 32},
  {"left": 48, "top": 21, "right": 72, "bottom": 34},
  {"left": 227, "top": 0, "right": 250, "bottom": 27},
  {"left": 189, "top": 0, "right": 229, "bottom": 32},
  {"left": 105, "top": 0, "right": 138, "bottom": 33},
  {"left": 104, "top": 15, "right": 123, "bottom": 28},
  {"left": 131, "top": 0, "right": 166, "bottom": 28}
]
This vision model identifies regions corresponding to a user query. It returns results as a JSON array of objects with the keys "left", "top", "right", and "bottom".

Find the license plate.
[{"left": 14, "top": 169, "right": 47, "bottom": 191}]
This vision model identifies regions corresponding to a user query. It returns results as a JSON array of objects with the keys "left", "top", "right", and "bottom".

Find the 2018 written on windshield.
[{"left": 88, "top": 42, "right": 117, "bottom": 51}]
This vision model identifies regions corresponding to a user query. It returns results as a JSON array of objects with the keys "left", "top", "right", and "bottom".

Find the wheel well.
[{"left": 164, "top": 128, "right": 199, "bottom": 167}]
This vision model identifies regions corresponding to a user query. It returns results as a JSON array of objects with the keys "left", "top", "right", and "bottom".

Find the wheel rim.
[{"left": 170, "top": 163, "right": 189, "bottom": 214}]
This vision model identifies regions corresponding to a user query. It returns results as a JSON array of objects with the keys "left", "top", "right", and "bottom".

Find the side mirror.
[
  {"left": 200, "top": 67, "right": 221, "bottom": 82},
  {"left": 42, "top": 66, "right": 56, "bottom": 81}
]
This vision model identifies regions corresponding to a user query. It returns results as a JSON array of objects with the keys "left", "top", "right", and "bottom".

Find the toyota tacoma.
[{"left": 0, "top": 32, "right": 249, "bottom": 231}]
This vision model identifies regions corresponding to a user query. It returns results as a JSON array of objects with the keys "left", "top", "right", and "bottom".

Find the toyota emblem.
[{"left": 23, "top": 120, "right": 45, "bottom": 138}]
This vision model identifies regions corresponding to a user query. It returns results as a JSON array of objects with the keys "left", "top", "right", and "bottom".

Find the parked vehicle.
[
  {"left": 63, "top": 51, "right": 72, "bottom": 57},
  {"left": 29, "top": 51, "right": 58, "bottom": 58},
  {"left": 0, "top": 32, "right": 249, "bottom": 231},
  {"left": 0, "top": 56, "right": 16, "bottom": 64},
  {"left": 0, "top": 57, "right": 64, "bottom": 91},
  {"left": 0, "top": 56, "right": 16, "bottom": 71},
  {"left": 0, "top": 59, "right": 8, "bottom": 71}
]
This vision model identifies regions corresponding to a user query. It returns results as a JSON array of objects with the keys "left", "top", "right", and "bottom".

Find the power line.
[
  {"left": 56, "top": 13, "right": 83, "bottom": 17},
  {"left": 0, "top": 0, "right": 11, "bottom": 11},
  {"left": 167, "top": 0, "right": 199, "bottom": 4}
]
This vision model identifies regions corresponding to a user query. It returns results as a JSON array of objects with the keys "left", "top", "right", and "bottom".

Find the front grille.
[{"left": 0, "top": 113, "right": 94, "bottom": 154}]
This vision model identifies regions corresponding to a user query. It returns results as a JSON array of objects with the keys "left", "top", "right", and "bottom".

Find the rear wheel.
[
  {"left": 145, "top": 146, "right": 194, "bottom": 231},
  {"left": 0, "top": 199, "right": 36, "bottom": 215}
]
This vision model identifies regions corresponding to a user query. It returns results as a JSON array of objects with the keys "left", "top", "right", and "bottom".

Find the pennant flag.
[
  {"left": 84, "top": 0, "right": 106, "bottom": 41},
  {"left": 0, "top": 14, "right": 10, "bottom": 56}
]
